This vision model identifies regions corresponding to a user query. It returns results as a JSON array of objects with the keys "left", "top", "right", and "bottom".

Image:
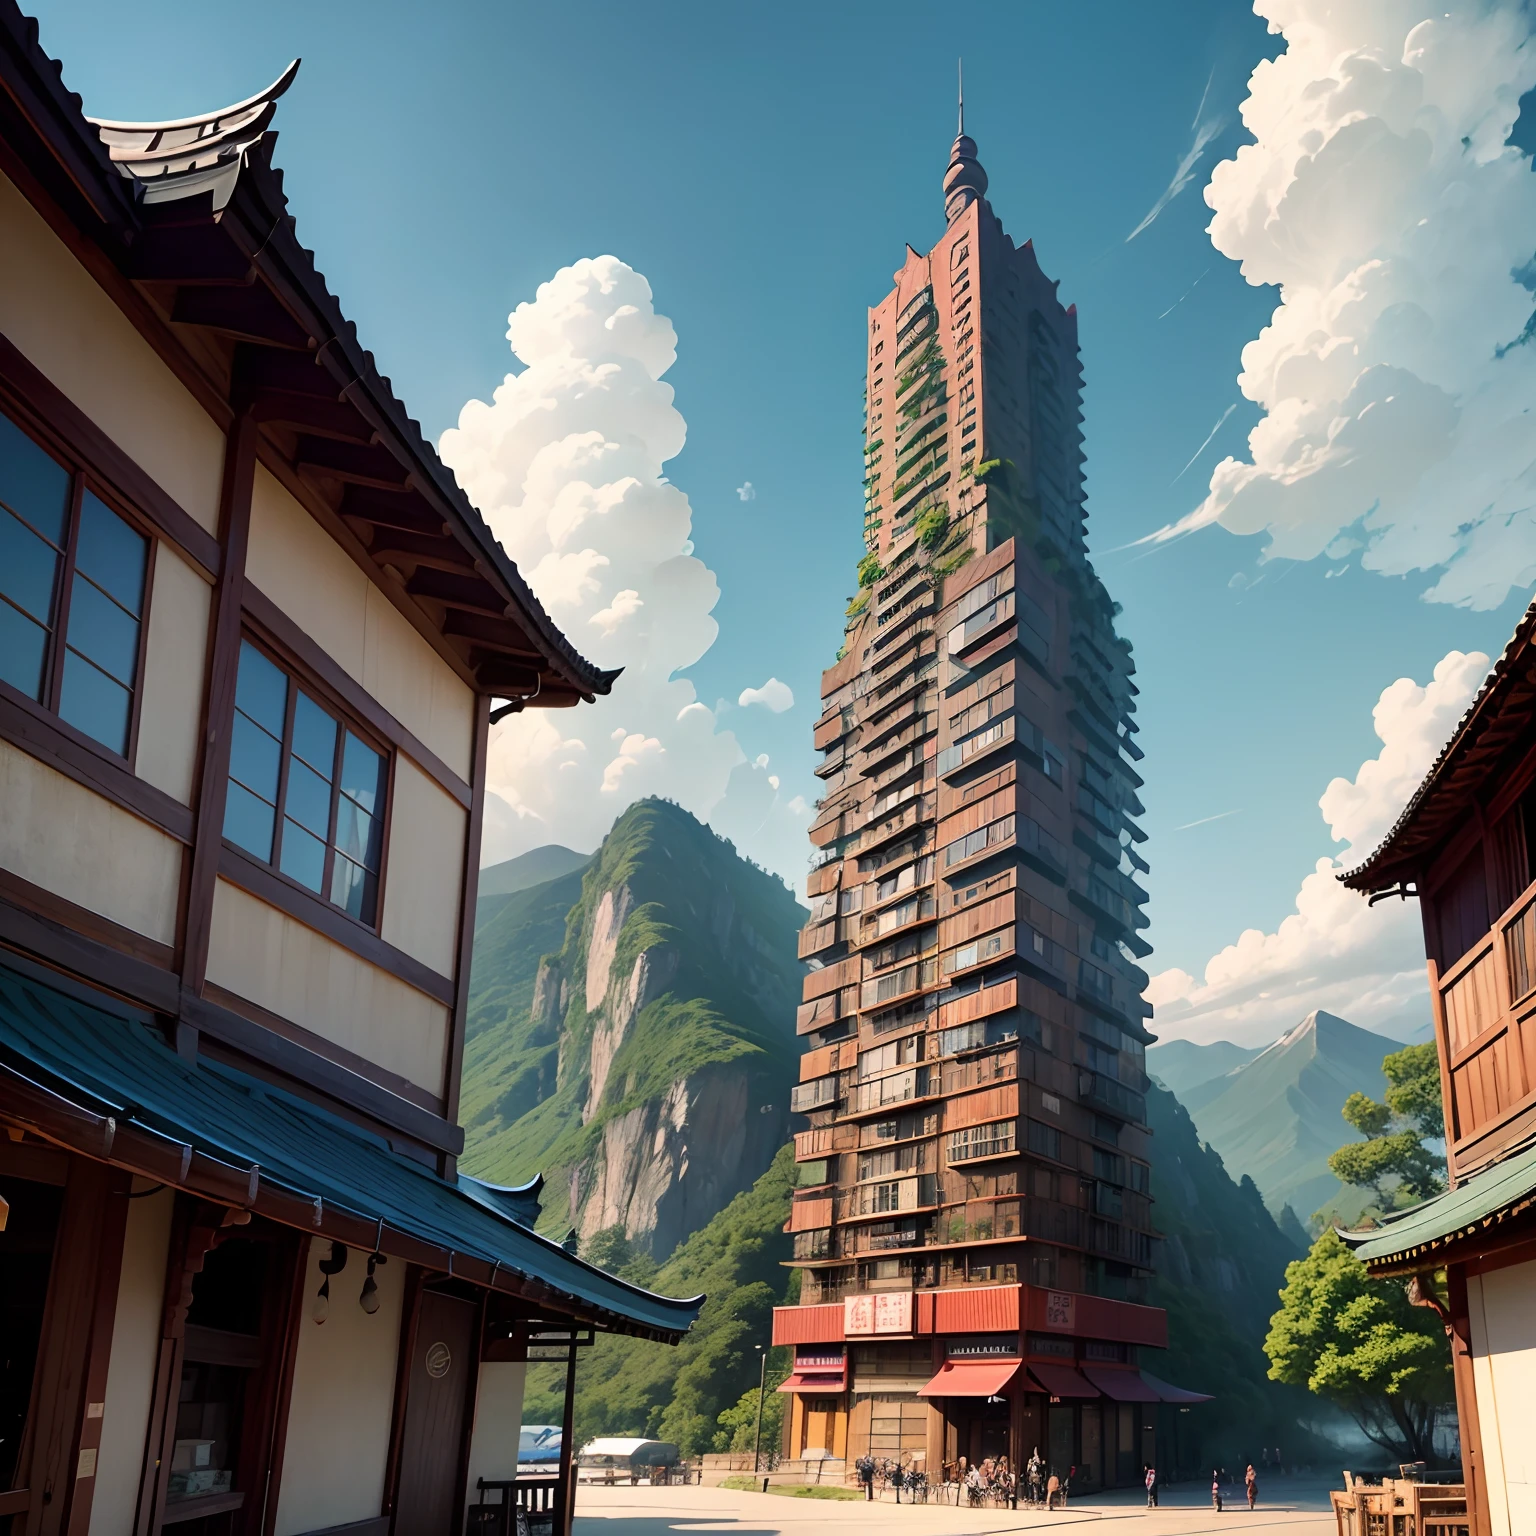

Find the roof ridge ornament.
[{"left": 86, "top": 59, "right": 300, "bottom": 211}]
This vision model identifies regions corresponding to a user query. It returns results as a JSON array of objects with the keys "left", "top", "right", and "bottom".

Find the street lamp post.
[{"left": 752, "top": 1345, "right": 767, "bottom": 1475}]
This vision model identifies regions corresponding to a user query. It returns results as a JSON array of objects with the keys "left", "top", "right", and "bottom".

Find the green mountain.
[
  {"left": 1145, "top": 1083, "right": 1332, "bottom": 1469},
  {"left": 480, "top": 844, "right": 590, "bottom": 897},
  {"left": 460, "top": 798, "right": 806, "bottom": 1258},
  {"left": 523, "top": 1143, "right": 797, "bottom": 1456},
  {"left": 1180, "top": 1010, "right": 1400, "bottom": 1224},
  {"left": 476, "top": 846, "right": 591, "bottom": 935},
  {"left": 1147, "top": 1038, "right": 1261, "bottom": 1098}
]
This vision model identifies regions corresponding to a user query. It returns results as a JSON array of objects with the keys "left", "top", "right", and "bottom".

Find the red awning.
[
  {"left": 1141, "top": 1371, "right": 1213, "bottom": 1404},
  {"left": 777, "top": 1367, "right": 848, "bottom": 1394},
  {"left": 1083, "top": 1367, "right": 1161, "bottom": 1403},
  {"left": 1025, "top": 1363, "right": 1099, "bottom": 1398},
  {"left": 917, "top": 1358, "right": 1024, "bottom": 1398}
]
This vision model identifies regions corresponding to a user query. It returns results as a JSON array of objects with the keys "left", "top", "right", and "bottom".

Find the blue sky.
[{"left": 35, "top": 0, "right": 1534, "bottom": 1037}]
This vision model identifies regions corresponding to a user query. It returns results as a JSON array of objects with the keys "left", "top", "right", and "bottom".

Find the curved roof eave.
[
  {"left": 1343, "top": 599, "right": 1536, "bottom": 894},
  {"left": 215, "top": 137, "right": 621, "bottom": 704}
]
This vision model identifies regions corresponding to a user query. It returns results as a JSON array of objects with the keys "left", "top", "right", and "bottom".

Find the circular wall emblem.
[{"left": 425, "top": 1341, "right": 452, "bottom": 1379}]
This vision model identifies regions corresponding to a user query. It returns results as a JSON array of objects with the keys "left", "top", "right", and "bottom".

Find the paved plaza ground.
[{"left": 572, "top": 1479, "right": 1338, "bottom": 1536}]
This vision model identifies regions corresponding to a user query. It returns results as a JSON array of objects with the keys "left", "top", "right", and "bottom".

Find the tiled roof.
[{"left": 1341, "top": 599, "right": 1536, "bottom": 894}]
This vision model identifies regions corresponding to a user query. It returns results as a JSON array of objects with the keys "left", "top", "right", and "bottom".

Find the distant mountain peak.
[{"left": 1171, "top": 1005, "right": 1403, "bottom": 1220}]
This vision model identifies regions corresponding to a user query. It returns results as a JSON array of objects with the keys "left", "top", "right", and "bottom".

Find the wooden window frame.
[
  {"left": 223, "top": 629, "right": 396, "bottom": 937},
  {"left": 0, "top": 392, "right": 160, "bottom": 774}
]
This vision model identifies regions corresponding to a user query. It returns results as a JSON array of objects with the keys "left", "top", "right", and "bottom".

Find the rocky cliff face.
[{"left": 460, "top": 798, "right": 805, "bottom": 1260}]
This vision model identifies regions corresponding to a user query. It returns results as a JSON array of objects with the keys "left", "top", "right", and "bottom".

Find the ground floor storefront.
[
  {"left": 0, "top": 962, "right": 696, "bottom": 1536},
  {"left": 776, "top": 1309, "right": 1207, "bottom": 1495}
]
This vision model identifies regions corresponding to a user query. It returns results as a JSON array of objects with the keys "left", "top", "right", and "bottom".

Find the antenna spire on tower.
[{"left": 958, "top": 58, "right": 964, "bottom": 136}]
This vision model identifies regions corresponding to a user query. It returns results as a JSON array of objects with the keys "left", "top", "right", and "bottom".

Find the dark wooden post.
[{"left": 557, "top": 1345, "right": 578, "bottom": 1536}]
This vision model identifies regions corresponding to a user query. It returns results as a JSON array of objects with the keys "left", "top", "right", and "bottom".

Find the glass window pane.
[
  {"left": 334, "top": 798, "right": 380, "bottom": 872},
  {"left": 291, "top": 692, "right": 337, "bottom": 778},
  {"left": 0, "top": 506, "right": 63, "bottom": 626},
  {"left": 339, "top": 733, "right": 384, "bottom": 814},
  {"left": 283, "top": 759, "right": 332, "bottom": 840},
  {"left": 64, "top": 578, "right": 139, "bottom": 685},
  {"left": 224, "top": 780, "right": 276, "bottom": 862},
  {"left": 279, "top": 821, "right": 326, "bottom": 892},
  {"left": 58, "top": 650, "right": 131, "bottom": 755},
  {"left": 330, "top": 853, "right": 376, "bottom": 922},
  {"left": 0, "top": 597, "right": 48, "bottom": 699},
  {"left": 73, "top": 492, "right": 147, "bottom": 615},
  {"left": 0, "top": 410, "right": 71, "bottom": 545},
  {"left": 234, "top": 641, "right": 287, "bottom": 736},
  {"left": 229, "top": 712, "right": 281, "bottom": 801}
]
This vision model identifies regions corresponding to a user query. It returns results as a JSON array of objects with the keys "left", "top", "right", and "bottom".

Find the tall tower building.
[{"left": 773, "top": 119, "right": 1182, "bottom": 1489}]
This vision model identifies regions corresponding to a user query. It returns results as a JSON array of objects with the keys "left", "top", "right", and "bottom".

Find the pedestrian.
[
  {"left": 1027, "top": 1448, "right": 1043, "bottom": 1506},
  {"left": 857, "top": 1453, "right": 875, "bottom": 1501},
  {"left": 1246, "top": 1464, "right": 1258, "bottom": 1510},
  {"left": 1212, "top": 1469, "right": 1223, "bottom": 1513},
  {"left": 1145, "top": 1464, "right": 1158, "bottom": 1508},
  {"left": 1046, "top": 1473, "right": 1060, "bottom": 1511}
]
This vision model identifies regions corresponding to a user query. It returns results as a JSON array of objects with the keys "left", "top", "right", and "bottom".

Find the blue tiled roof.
[{"left": 0, "top": 963, "right": 700, "bottom": 1339}]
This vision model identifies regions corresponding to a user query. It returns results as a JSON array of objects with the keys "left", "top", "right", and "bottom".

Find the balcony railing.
[
  {"left": 790, "top": 1076, "right": 840, "bottom": 1114},
  {"left": 946, "top": 1124, "right": 1016, "bottom": 1162},
  {"left": 794, "top": 1124, "right": 858, "bottom": 1160},
  {"left": 845, "top": 1067, "right": 933, "bottom": 1115}
]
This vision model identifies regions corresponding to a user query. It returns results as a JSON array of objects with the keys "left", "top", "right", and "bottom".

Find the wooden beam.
[
  {"left": 441, "top": 608, "right": 540, "bottom": 656},
  {"left": 235, "top": 345, "right": 346, "bottom": 400},
  {"left": 406, "top": 566, "right": 507, "bottom": 619},
  {"left": 180, "top": 408, "right": 258, "bottom": 995},
  {"left": 171, "top": 286, "right": 313, "bottom": 350},
  {"left": 128, "top": 227, "right": 255, "bottom": 286},
  {"left": 367, "top": 530, "right": 480, "bottom": 575},
  {"left": 295, "top": 436, "right": 412, "bottom": 489},
  {"left": 252, "top": 393, "right": 375, "bottom": 443},
  {"left": 440, "top": 695, "right": 489, "bottom": 1161}
]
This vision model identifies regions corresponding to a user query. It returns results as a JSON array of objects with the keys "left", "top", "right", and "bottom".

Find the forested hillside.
[
  {"left": 521, "top": 1144, "right": 798, "bottom": 1454},
  {"left": 1146, "top": 1083, "right": 1332, "bottom": 1468},
  {"left": 461, "top": 797, "right": 805, "bottom": 1257}
]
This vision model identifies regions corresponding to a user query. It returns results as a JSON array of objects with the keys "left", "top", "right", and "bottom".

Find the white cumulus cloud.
[
  {"left": 1144, "top": 1, "right": 1536, "bottom": 609},
  {"left": 738, "top": 678, "right": 795, "bottom": 713},
  {"left": 1148, "top": 649, "right": 1489, "bottom": 1044},
  {"left": 736, "top": 481, "right": 756, "bottom": 502},
  {"left": 439, "top": 256, "right": 807, "bottom": 876}
]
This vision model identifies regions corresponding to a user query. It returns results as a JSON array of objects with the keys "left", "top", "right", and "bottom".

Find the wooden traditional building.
[
  {"left": 0, "top": 12, "right": 699, "bottom": 1536},
  {"left": 1341, "top": 602, "right": 1536, "bottom": 1536}
]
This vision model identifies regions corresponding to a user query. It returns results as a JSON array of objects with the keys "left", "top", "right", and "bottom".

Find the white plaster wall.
[
  {"left": 273, "top": 1239, "right": 404, "bottom": 1536},
  {"left": 465, "top": 1361, "right": 527, "bottom": 1499},
  {"left": 90, "top": 1185, "right": 174, "bottom": 1536},
  {"left": 0, "top": 172, "right": 224, "bottom": 533},
  {"left": 380, "top": 755, "right": 466, "bottom": 977},
  {"left": 1468, "top": 1260, "right": 1536, "bottom": 1536},
  {"left": 245, "top": 465, "right": 475, "bottom": 780},
  {"left": 0, "top": 740, "right": 181, "bottom": 945},
  {"left": 205, "top": 878, "right": 449, "bottom": 1094},
  {"left": 135, "top": 546, "right": 212, "bottom": 806}
]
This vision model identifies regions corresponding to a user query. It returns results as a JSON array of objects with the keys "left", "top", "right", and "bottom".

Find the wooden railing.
[{"left": 466, "top": 1475, "right": 564, "bottom": 1536}]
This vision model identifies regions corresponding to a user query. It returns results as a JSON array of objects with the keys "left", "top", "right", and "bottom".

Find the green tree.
[
  {"left": 1264, "top": 1230, "right": 1453, "bottom": 1463},
  {"left": 1328, "top": 1043, "right": 1446, "bottom": 1207},
  {"left": 713, "top": 1357, "right": 788, "bottom": 1453},
  {"left": 581, "top": 1224, "right": 659, "bottom": 1289}
]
